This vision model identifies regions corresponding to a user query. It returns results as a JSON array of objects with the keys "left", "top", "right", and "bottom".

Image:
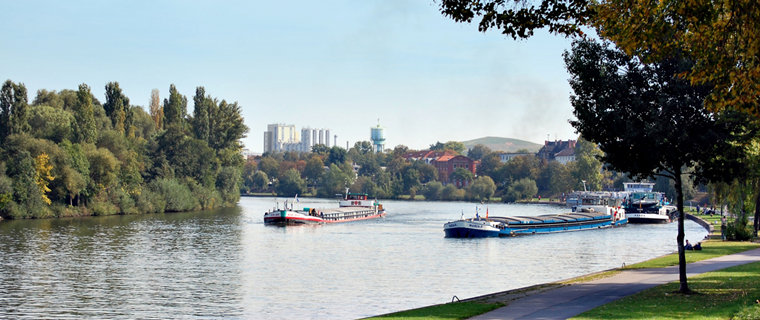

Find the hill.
[{"left": 461, "top": 136, "right": 543, "bottom": 153}]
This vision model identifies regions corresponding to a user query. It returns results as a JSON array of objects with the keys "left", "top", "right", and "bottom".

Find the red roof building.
[{"left": 433, "top": 155, "right": 478, "bottom": 187}]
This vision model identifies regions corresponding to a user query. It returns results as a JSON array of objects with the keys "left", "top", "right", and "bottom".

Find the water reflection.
[{"left": 0, "top": 197, "right": 707, "bottom": 319}]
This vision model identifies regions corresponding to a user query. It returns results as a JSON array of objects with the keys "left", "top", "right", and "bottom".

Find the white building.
[{"left": 263, "top": 124, "right": 332, "bottom": 153}]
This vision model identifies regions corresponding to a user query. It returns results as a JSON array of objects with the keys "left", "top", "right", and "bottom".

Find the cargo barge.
[{"left": 264, "top": 191, "right": 385, "bottom": 226}]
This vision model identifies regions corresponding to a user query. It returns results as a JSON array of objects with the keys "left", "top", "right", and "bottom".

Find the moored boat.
[
  {"left": 263, "top": 191, "right": 386, "bottom": 226},
  {"left": 623, "top": 182, "right": 677, "bottom": 224}
]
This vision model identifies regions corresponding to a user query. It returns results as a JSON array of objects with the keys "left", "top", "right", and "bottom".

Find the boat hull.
[
  {"left": 443, "top": 212, "right": 627, "bottom": 238},
  {"left": 264, "top": 208, "right": 385, "bottom": 226},
  {"left": 627, "top": 213, "right": 671, "bottom": 224},
  {"left": 443, "top": 220, "right": 501, "bottom": 238}
]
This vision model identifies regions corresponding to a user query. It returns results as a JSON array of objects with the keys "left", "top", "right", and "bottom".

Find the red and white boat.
[{"left": 263, "top": 191, "right": 386, "bottom": 226}]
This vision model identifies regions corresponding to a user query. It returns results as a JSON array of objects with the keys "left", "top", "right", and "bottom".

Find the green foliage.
[
  {"left": 467, "top": 144, "right": 491, "bottom": 161},
  {"left": 0, "top": 81, "right": 244, "bottom": 219},
  {"left": 572, "top": 137, "right": 603, "bottom": 191},
  {"left": 318, "top": 163, "right": 354, "bottom": 198},
  {"left": 442, "top": 184, "right": 465, "bottom": 201},
  {"left": 327, "top": 146, "right": 347, "bottom": 166},
  {"left": 734, "top": 304, "right": 760, "bottom": 320},
  {"left": 276, "top": 168, "right": 306, "bottom": 197},
  {"left": 28, "top": 105, "right": 74, "bottom": 142},
  {"left": 421, "top": 181, "right": 444, "bottom": 201},
  {"left": 1, "top": 80, "right": 30, "bottom": 143},
  {"left": 726, "top": 217, "right": 755, "bottom": 241},
  {"left": 150, "top": 178, "right": 198, "bottom": 212},
  {"left": 504, "top": 178, "right": 538, "bottom": 203},
  {"left": 438, "top": 0, "right": 589, "bottom": 39},
  {"left": 162, "top": 84, "right": 187, "bottom": 129},
  {"left": 252, "top": 171, "right": 269, "bottom": 192},
  {"left": 71, "top": 84, "right": 97, "bottom": 144},
  {"left": 32, "top": 89, "right": 64, "bottom": 109},
  {"left": 468, "top": 176, "right": 496, "bottom": 201},
  {"left": 103, "top": 82, "right": 130, "bottom": 134},
  {"left": 450, "top": 168, "right": 474, "bottom": 185}
]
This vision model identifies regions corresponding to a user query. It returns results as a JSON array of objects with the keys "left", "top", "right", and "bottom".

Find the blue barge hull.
[{"left": 444, "top": 212, "right": 627, "bottom": 238}]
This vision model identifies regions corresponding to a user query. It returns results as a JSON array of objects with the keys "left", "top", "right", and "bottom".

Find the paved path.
[{"left": 470, "top": 248, "right": 760, "bottom": 320}]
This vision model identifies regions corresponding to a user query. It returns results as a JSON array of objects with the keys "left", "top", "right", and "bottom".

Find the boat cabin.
[{"left": 345, "top": 193, "right": 368, "bottom": 201}]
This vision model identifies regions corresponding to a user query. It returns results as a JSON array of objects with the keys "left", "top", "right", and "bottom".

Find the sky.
[{"left": 2, "top": 0, "right": 578, "bottom": 153}]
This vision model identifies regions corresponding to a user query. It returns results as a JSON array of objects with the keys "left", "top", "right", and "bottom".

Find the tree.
[
  {"left": 103, "top": 82, "right": 130, "bottom": 134},
  {"left": 352, "top": 141, "right": 373, "bottom": 155},
  {"left": 327, "top": 146, "right": 347, "bottom": 166},
  {"left": 467, "top": 144, "right": 492, "bottom": 161},
  {"left": 421, "top": 181, "right": 444, "bottom": 200},
  {"left": 564, "top": 39, "right": 742, "bottom": 293},
  {"left": 594, "top": 0, "right": 760, "bottom": 116},
  {"left": 258, "top": 156, "right": 280, "bottom": 179},
  {"left": 477, "top": 153, "right": 502, "bottom": 178},
  {"left": 150, "top": 89, "right": 163, "bottom": 130},
  {"left": 312, "top": 144, "right": 330, "bottom": 155},
  {"left": 450, "top": 167, "right": 474, "bottom": 186},
  {"left": 303, "top": 156, "right": 324, "bottom": 184},
  {"left": 438, "top": 0, "right": 590, "bottom": 39},
  {"left": 572, "top": 137, "right": 604, "bottom": 191},
  {"left": 163, "top": 84, "right": 187, "bottom": 129},
  {"left": 207, "top": 99, "right": 248, "bottom": 150},
  {"left": 192, "top": 87, "right": 211, "bottom": 141},
  {"left": 438, "top": 0, "right": 760, "bottom": 118},
  {"left": 504, "top": 178, "right": 538, "bottom": 202},
  {"left": 276, "top": 168, "right": 306, "bottom": 197},
  {"left": 33, "top": 89, "right": 64, "bottom": 109},
  {"left": 252, "top": 171, "right": 269, "bottom": 192},
  {"left": 468, "top": 176, "right": 496, "bottom": 201},
  {"left": 33, "top": 153, "right": 55, "bottom": 205},
  {"left": 72, "top": 84, "right": 97, "bottom": 144},
  {"left": 1, "top": 80, "right": 30, "bottom": 143}
]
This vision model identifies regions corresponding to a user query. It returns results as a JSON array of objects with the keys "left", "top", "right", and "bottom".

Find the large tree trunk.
[
  {"left": 754, "top": 183, "right": 760, "bottom": 237},
  {"left": 675, "top": 169, "right": 691, "bottom": 293}
]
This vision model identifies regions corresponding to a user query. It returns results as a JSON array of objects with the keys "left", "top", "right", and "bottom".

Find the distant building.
[
  {"left": 403, "top": 150, "right": 456, "bottom": 165},
  {"left": 403, "top": 150, "right": 478, "bottom": 186},
  {"left": 263, "top": 124, "right": 332, "bottom": 153},
  {"left": 499, "top": 152, "right": 534, "bottom": 163},
  {"left": 433, "top": 155, "right": 478, "bottom": 187},
  {"left": 536, "top": 139, "right": 577, "bottom": 164},
  {"left": 370, "top": 121, "right": 385, "bottom": 153}
]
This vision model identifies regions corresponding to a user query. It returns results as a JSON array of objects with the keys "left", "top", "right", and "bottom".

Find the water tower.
[{"left": 370, "top": 119, "right": 385, "bottom": 153}]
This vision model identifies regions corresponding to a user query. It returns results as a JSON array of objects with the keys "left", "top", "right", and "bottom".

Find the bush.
[
  {"left": 726, "top": 218, "right": 755, "bottom": 241},
  {"left": 150, "top": 178, "right": 198, "bottom": 212},
  {"left": 421, "top": 181, "right": 444, "bottom": 201},
  {"left": 503, "top": 178, "right": 538, "bottom": 203},
  {"left": 89, "top": 199, "right": 119, "bottom": 216},
  {"left": 135, "top": 189, "right": 165, "bottom": 214}
]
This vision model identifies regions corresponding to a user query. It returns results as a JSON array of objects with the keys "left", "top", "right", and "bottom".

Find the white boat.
[{"left": 623, "top": 182, "right": 676, "bottom": 224}]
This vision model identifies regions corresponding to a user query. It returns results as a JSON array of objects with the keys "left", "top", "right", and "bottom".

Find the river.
[{"left": 0, "top": 196, "right": 708, "bottom": 319}]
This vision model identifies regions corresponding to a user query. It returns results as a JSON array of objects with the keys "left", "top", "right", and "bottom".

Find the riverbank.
[{"left": 368, "top": 240, "right": 760, "bottom": 320}]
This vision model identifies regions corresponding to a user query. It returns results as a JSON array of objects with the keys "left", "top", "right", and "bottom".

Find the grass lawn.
[
  {"left": 572, "top": 261, "right": 760, "bottom": 319},
  {"left": 365, "top": 302, "right": 503, "bottom": 320},
  {"left": 624, "top": 240, "right": 760, "bottom": 269}
]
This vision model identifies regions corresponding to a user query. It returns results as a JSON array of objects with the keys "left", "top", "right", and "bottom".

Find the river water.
[{"left": 0, "top": 196, "right": 708, "bottom": 319}]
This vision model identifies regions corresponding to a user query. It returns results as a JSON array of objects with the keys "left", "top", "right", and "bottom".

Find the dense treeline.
[
  {"left": 0, "top": 80, "right": 247, "bottom": 219},
  {"left": 242, "top": 138, "right": 622, "bottom": 202}
]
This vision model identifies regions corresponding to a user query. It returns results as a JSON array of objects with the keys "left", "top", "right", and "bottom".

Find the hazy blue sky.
[{"left": 2, "top": 0, "right": 578, "bottom": 152}]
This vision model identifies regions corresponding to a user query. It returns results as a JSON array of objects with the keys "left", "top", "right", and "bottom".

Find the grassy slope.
[
  {"left": 370, "top": 241, "right": 759, "bottom": 320},
  {"left": 572, "top": 261, "right": 760, "bottom": 319},
  {"left": 461, "top": 136, "right": 542, "bottom": 153}
]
